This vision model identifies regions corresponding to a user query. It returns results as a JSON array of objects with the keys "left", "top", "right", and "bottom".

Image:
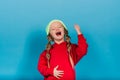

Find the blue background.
[{"left": 0, "top": 0, "right": 120, "bottom": 80}]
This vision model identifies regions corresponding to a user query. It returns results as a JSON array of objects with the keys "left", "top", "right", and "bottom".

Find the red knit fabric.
[{"left": 38, "top": 34, "right": 88, "bottom": 80}]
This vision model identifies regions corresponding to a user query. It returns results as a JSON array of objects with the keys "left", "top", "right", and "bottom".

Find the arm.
[
  {"left": 72, "top": 24, "right": 88, "bottom": 65},
  {"left": 37, "top": 50, "right": 53, "bottom": 77},
  {"left": 37, "top": 50, "right": 64, "bottom": 79}
]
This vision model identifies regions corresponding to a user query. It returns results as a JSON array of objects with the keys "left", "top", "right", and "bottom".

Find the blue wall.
[{"left": 0, "top": 0, "right": 120, "bottom": 79}]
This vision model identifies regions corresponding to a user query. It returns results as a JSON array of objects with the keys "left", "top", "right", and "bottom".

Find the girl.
[{"left": 37, "top": 19, "right": 88, "bottom": 80}]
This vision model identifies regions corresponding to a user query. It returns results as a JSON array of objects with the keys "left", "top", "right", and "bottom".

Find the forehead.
[{"left": 50, "top": 21, "right": 63, "bottom": 28}]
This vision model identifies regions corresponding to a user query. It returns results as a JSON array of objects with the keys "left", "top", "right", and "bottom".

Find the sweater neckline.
[{"left": 53, "top": 41, "right": 67, "bottom": 47}]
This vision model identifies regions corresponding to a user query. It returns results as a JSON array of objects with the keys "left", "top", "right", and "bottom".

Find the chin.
[
  {"left": 56, "top": 37, "right": 63, "bottom": 40},
  {"left": 54, "top": 36, "right": 64, "bottom": 40}
]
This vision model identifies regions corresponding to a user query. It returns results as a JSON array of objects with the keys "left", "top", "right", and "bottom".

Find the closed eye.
[
  {"left": 51, "top": 29, "right": 55, "bottom": 30},
  {"left": 58, "top": 26, "right": 62, "bottom": 28}
]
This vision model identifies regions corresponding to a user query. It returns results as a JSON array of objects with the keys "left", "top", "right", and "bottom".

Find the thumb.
[{"left": 55, "top": 65, "right": 59, "bottom": 70}]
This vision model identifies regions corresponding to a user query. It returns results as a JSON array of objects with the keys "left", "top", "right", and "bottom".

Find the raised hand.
[
  {"left": 74, "top": 24, "right": 82, "bottom": 35},
  {"left": 53, "top": 65, "right": 64, "bottom": 79}
]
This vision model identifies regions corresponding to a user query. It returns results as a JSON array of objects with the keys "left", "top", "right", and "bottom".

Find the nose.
[{"left": 55, "top": 27, "right": 59, "bottom": 31}]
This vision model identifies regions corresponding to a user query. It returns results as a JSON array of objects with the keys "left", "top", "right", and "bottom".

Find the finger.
[
  {"left": 74, "top": 24, "right": 79, "bottom": 27},
  {"left": 56, "top": 65, "right": 59, "bottom": 69},
  {"left": 55, "top": 72, "right": 64, "bottom": 76},
  {"left": 57, "top": 74, "right": 63, "bottom": 77},
  {"left": 55, "top": 65, "right": 59, "bottom": 69},
  {"left": 75, "top": 26, "right": 80, "bottom": 29},
  {"left": 55, "top": 75, "right": 60, "bottom": 79},
  {"left": 57, "top": 72, "right": 64, "bottom": 75},
  {"left": 57, "top": 70, "right": 64, "bottom": 73}
]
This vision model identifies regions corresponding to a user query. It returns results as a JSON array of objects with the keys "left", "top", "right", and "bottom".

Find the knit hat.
[{"left": 46, "top": 19, "right": 68, "bottom": 35}]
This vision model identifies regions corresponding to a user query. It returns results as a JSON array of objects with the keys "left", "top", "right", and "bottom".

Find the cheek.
[
  {"left": 50, "top": 31, "right": 55, "bottom": 36},
  {"left": 61, "top": 29, "right": 65, "bottom": 34}
]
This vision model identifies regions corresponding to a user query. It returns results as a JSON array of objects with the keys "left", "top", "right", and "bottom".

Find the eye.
[
  {"left": 51, "top": 28, "right": 55, "bottom": 30},
  {"left": 50, "top": 29, "right": 55, "bottom": 32},
  {"left": 58, "top": 26, "right": 62, "bottom": 28}
]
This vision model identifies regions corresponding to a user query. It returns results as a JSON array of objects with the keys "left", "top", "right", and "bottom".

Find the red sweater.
[{"left": 38, "top": 34, "right": 88, "bottom": 80}]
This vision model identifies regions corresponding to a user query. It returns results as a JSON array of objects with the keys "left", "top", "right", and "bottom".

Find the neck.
[{"left": 54, "top": 39, "right": 64, "bottom": 44}]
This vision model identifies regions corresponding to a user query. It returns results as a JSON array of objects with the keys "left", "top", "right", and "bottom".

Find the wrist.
[{"left": 77, "top": 31, "right": 82, "bottom": 35}]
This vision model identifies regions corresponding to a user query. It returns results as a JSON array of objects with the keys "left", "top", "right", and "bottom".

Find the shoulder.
[
  {"left": 71, "top": 43, "right": 77, "bottom": 48},
  {"left": 40, "top": 50, "right": 47, "bottom": 57}
]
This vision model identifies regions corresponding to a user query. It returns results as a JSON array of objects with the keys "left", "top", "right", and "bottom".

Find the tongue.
[{"left": 56, "top": 32, "right": 61, "bottom": 36}]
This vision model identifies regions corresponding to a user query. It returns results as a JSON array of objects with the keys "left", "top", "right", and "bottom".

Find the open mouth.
[{"left": 56, "top": 32, "right": 61, "bottom": 36}]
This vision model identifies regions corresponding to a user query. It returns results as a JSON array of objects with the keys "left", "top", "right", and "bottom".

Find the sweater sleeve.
[
  {"left": 37, "top": 50, "right": 54, "bottom": 77},
  {"left": 72, "top": 34, "right": 88, "bottom": 65}
]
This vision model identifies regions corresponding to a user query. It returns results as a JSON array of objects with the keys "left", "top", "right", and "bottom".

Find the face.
[{"left": 49, "top": 21, "right": 65, "bottom": 41}]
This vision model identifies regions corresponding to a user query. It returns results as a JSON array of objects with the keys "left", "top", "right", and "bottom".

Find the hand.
[
  {"left": 53, "top": 65, "right": 64, "bottom": 79},
  {"left": 74, "top": 24, "right": 82, "bottom": 35}
]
